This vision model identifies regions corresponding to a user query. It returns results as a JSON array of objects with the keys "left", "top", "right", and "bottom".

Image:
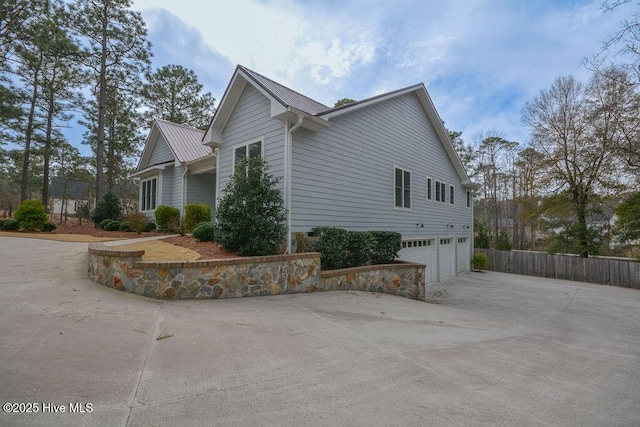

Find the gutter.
[{"left": 285, "top": 114, "right": 304, "bottom": 254}]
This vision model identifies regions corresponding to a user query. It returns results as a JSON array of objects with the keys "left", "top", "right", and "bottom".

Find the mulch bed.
[{"left": 53, "top": 221, "right": 237, "bottom": 260}]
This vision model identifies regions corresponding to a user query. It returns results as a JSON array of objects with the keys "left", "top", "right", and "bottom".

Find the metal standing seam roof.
[
  {"left": 238, "top": 65, "right": 330, "bottom": 115},
  {"left": 154, "top": 119, "right": 211, "bottom": 163}
]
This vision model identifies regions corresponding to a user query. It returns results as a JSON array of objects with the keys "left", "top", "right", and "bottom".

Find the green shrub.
[
  {"left": 119, "top": 221, "right": 132, "bottom": 232},
  {"left": 216, "top": 157, "right": 286, "bottom": 256},
  {"left": 183, "top": 203, "right": 211, "bottom": 234},
  {"left": 124, "top": 212, "right": 150, "bottom": 234},
  {"left": 369, "top": 231, "right": 402, "bottom": 264},
  {"left": 311, "top": 227, "right": 349, "bottom": 269},
  {"left": 91, "top": 192, "right": 122, "bottom": 226},
  {"left": 15, "top": 200, "right": 48, "bottom": 231},
  {"left": 192, "top": 222, "right": 217, "bottom": 242},
  {"left": 42, "top": 222, "right": 57, "bottom": 232},
  {"left": 105, "top": 220, "right": 122, "bottom": 231},
  {"left": 99, "top": 219, "right": 112, "bottom": 229},
  {"left": 145, "top": 222, "right": 156, "bottom": 232},
  {"left": 2, "top": 219, "right": 19, "bottom": 231},
  {"left": 473, "top": 252, "right": 488, "bottom": 271},
  {"left": 345, "top": 231, "right": 375, "bottom": 267},
  {"left": 155, "top": 205, "right": 181, "bottom": 232}
]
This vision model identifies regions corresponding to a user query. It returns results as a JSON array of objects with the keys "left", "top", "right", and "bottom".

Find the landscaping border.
[{"left": 88, "top": 243, "right": 426, "bottom": 301}]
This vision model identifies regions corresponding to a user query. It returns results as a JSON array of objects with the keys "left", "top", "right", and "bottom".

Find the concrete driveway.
[{"left": 1, "top": 236, "right": 639, "bottom": 426}]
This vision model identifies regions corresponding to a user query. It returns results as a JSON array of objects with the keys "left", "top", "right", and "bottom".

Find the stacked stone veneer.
[{"left": 87, "top": 243, "right": 426, "bottom": 301}]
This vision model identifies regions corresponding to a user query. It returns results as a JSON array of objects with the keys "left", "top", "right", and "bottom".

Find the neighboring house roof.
[
  {"left": 49, "top": 177, "right": 92, "bottom": 199},
  {"left": 137, "top": 119, "right": 210, "bottom": 171},
  {"left": 205, "top": 65, "right": 473, "bottom": 186}
]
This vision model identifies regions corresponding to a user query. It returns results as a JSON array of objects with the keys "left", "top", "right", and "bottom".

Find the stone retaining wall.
[
  {"left": 88, "top": 243, "right": 426, "bottom": 301},
  {"left": 320, "top": 263, "right": 425, "bottom": 301}
]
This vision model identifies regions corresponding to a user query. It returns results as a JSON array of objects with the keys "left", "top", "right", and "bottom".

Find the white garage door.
[
  {"left": 398, "top": 239, "right": 435, "bottom": 283},
  {"left": 438, "top": 238, "right": 455, "bottom": 280},
  {"left": 457, "top": 237, "right": 470, "bottom": 273}
]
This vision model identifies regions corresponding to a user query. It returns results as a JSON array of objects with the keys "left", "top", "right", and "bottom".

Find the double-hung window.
[
  {"left": 394, "top": 167, "right": 411, "bottom": 209},
  {"left": 466, "top": 190, "right": 471, "bottom": 208},
  {"left": 141, "top": 177, "right": 157, "bottom": 211},
  {"left": 435, "top": 180, "right": 446, "bottom": 203},
  {"left": 450, "top": 185, "right": 455, "bottom": 205},
  {"left": 234, "top": 139, "right": 263, "bottom": 168},
  {"left": 426, "top": 177, "right": 433, "bottom": 201}
]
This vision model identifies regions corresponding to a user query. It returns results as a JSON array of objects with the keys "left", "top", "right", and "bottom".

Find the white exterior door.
[
  {"left": 438, "top": 238, "right": 455, "bottom": 280},
  {"left": 399, "top": 239, "right": 435, "bottom": 283},
  {"left": 457, "top": 236, "right": 471, "bottom": 273}
]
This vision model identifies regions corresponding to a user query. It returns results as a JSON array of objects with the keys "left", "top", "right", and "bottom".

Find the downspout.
[
  {"left": 182, "top": 163, "right": 188, "bottom": 216},
  {"left": 285, "top": 114, "right": 304, "bottom": 253}
]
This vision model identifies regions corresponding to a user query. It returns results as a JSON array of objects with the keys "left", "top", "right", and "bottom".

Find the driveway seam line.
[{"left": 124, "top": 302, "right": 163, "bottom": 426}]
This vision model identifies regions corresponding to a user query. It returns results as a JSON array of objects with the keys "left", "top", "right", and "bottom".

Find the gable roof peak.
[{"left": 237, "top": 65, "right": 330, "bottom": 115}]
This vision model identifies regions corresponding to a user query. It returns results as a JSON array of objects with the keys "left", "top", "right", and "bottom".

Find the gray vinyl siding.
[
  {"left": 291, "top": 92, "right": 472, "bottom": 239},
  {"left": 149, "top": 134, "right": 174, "bottom": 165},
  {"left": 187, "top": 172, "right": 216, "bottom": 216},
  {"left": 217, "top": 84, "right": 285, "bottom": 197},
  {"left": 161, "top": 166, "right": 176, "bottom": 207}
]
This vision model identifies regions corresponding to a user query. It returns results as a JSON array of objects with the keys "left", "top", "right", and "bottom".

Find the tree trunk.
[
  {"left": 20, "top": 59, "right": 41, "bottom": 202},
  {"left": 41, "top": 67, "right": 57, "bottom": 209},
  {"left": 573, "top": 188, "right": 590, "bottom": 258},
  {"left": 95, "top": 0, "right": 108, "bottom": 202}
]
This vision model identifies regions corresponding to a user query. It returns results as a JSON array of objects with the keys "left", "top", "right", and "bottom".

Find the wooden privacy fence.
[{"left": 476, "top": 249, "right": 640, "bottom": 290}]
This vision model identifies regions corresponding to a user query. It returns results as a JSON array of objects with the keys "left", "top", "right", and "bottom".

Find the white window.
[
  {"left": 141, "top": 177, "right": 157, "bottom": 211},
  {"left": 233, "top": 139, "right": 263, "bottom": 168},
  {"left": 426, "top": 177, "right": 432, "bottom": 201},
  {"left": 466, "top": 190, "right": 471, "bottom": 208},
  {"left": 394, "top": 166, "right": 411, "bottom": 209},
  {"left": 450, "top": 185, "right": 455, "bottom": 205},
  {"left": 435, "top": 180, "right": 446, "bottom": 203}
]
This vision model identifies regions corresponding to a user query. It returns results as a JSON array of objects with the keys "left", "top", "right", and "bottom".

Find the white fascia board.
[
  {"left": 414, "top": 87, "right": 472, "bottom": 186},
  {"left": 129, "top": 164, "right": 167, "bottom": 178},
  {"left": 204, "top": 74, "right": 248, "bottom": 146},
  {"left": 272, "top": 106, "right": 330, "bottom": 131}
]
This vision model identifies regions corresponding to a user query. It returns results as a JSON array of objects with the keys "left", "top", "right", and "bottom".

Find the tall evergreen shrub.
[{"left": 216, "top": 157, "right": 286, "bottom": 256}]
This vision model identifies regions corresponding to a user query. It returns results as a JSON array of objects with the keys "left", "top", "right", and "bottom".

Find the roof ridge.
[
  {"left": 317, "top": 83, "right": 425, "bottom": 116},
  {"left": 155, "top": 118, "right": 205, "bottom": 133},
  {"left": 238, "top": 65, "right": 330, "bottom": 110}
]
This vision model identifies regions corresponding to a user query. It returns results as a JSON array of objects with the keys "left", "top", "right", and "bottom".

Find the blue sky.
[{"left": 70, "top": 0, "right": 635, "bottom": 154}]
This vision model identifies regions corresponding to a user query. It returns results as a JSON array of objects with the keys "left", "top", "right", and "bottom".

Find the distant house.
[
  {"left": 131, "top": 119, "right": 216, "bottom": 218},
  {"left": 49, "top": 177, "right": 93, "bottom": 216}
]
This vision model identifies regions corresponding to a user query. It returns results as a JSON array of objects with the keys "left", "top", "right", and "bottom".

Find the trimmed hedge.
[
  {"left": 119, "top": 221, "right": 132, "bottom": 232},
  {"left": 311, "top": 227, "right": 349, "bottom": 270},
  {"left": 312, "top": 227, "right": 402, "bottom": 270},
  {"left": 183, "top": 203, "right": 211, "bottom": 234},
  {"left": 99, "top": 219, "right": 112, "bottom": 229},
  {"left": 1, "top": 219, "right": 19, "bottom": 231},
  {"left": 192, "top": 221, "right": 217, "bottom": 242},
  {"left": 369, "top": 231, "right": 402, "bottom": 265},
  {"left": 42, "top": 222, "right": 57, "bottom": 232},
  {"left": 345, "top": 231, "right": 375, "bottom": 268},
  {"left": 155, "top": 205, "right": 181, "bottom": 232},
  {"left": 105, "top": 220, "right": 122, "bottom": 231}
]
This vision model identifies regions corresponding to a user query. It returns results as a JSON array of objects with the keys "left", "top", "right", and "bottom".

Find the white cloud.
[{"left": 132, "top": 0, "right": 636, "bottom": 145}]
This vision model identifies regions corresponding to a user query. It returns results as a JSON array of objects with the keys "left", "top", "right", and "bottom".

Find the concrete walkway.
[{"left": 1, "top": 236, "right": 639, "bottom": 426}]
